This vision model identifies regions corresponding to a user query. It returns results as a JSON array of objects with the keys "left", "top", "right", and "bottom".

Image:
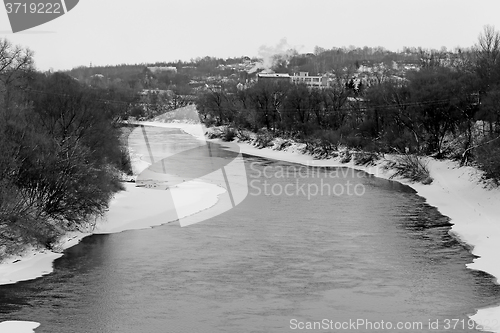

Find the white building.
[
  {"left": 147, "top": 66, "right": 177, "bottom": 75},
  {"left": 291, "top": 72, "right": 329, "bottom": 88},
  {"left": 256, "top": 73, "right": 291, "bottom": 83}
]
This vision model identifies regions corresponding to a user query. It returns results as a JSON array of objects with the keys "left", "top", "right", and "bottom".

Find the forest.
[{"left": 0, "top": 39, "right": 133, "bottom": 258}]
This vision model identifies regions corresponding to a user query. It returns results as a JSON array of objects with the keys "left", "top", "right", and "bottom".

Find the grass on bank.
[{"left": 386, "top": 154, "right": 433, "bottom": 184}]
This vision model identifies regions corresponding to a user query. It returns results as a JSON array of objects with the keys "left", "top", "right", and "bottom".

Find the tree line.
[
  {"left": 0, "top": 39, "right": 133, "bottom": 257},
  {"left": 196, "top": 26, "right": 500, "bottom": 181}
]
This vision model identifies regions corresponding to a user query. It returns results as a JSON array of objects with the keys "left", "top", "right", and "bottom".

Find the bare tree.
[
  {"left": 475, "top": 25, "right": 500, "bottom": 87},
  {"left": 477, "top": 25, "right": 500, "bottom": 58},
  {"left": 0, "top": 38, "right": 35, "bottom": 115}
]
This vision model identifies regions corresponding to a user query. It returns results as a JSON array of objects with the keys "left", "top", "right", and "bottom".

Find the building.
[
  {"left": 291, "top": 72, "right": 329, "bottom": 88},
  {"left": 255, "top": 72, "right": 331, "bottom": 88},
  {"left": 147, "top": 66, "right": 177, "bottom": 75},
  {"left": 256, "top": 73, "right": 291, "bottom": 83}
]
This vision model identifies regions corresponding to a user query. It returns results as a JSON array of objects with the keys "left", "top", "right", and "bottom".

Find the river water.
[{"left": 0, "top": 126, "right": 499, "bottom": 333}]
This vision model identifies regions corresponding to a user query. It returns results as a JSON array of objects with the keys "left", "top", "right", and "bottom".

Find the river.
[{"left": 0, "top": 126, "right": 499, "bottom": 332}]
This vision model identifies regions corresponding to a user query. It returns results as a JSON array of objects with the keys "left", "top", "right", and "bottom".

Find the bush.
[
  {"left": 317, "top": 130, "right": 340, "bottom": 154},
  {"left": 222, "top": 127, "right": 236, "bottom": 141},
  {"left": 254, "top": 130, "right": 274, "bottom": 148},
  {"left": 130, "top": 105, "right": 145, "bottom": 118},
  {"left": 382, "top": 129, "right": 419, "bottom": 154},
  {"left": 386, "top": 154, "right": 433, "bottom": 184},
  {"left": 273, "top": 138, "right": 292, "bottom": 151},
  {"left": 339, "top": 150, "right": 352, "bottom": 163},
  {"left": 300, "top": 130, "right": 340, "bottom": 158},
  {"left": 119, "top": 147, "right": 133, "bottom": 175},
  {"left": 236, "top": 129, "right": 253, "bottom": 142},
  {"left": 474, "top": 139, "right": 500, "bottom": 183},
  {"left": 205, "top": 127, "right": 224, "bottom": 139},
  {"left": 353, "top": 151, "right": 380, "bottom": 166}
]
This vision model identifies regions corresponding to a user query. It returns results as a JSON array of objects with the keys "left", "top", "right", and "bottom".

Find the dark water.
[{"left": 1, "top": 127, "right": 499, "bottom": 333}]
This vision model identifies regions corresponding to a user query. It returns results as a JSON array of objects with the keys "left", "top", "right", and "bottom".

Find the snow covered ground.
[{"left": 0, "top": 322, "right": 39, "bottom": 333}]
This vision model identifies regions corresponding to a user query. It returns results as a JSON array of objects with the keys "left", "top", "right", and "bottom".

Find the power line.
[
  {"left": 23, "top": 88, "right": 133, "bottom": 106},
  {"left": 215, "top": 98, "right": 473, "bottom": 114},
  {"left": 19, "top": 87, "right": 478, "bottom": 116}
]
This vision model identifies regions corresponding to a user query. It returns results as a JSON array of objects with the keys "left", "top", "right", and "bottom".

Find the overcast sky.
[{"left": 1, "top": 0, "right": 499, "bottom": 71}]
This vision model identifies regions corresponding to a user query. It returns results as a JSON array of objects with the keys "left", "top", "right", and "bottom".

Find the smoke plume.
[{"left": 249, "top": 38, "right": 301, "bottom": 73}]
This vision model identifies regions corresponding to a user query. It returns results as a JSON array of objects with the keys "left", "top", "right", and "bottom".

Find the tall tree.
[
  {"left": 0, "top": 38, "right": 34, "bottom": 117},
  {"left": 475, "top": 25, "right": 500, "bottom": 90}
]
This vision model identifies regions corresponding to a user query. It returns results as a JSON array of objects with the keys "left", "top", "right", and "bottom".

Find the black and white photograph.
[{"left": 0, "top": 1, "right": 500, "bottom": 332}]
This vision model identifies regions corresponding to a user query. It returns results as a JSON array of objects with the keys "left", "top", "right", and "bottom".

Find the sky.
[{"left": 1, "top": 0, "right": 500, "bottom": 71}]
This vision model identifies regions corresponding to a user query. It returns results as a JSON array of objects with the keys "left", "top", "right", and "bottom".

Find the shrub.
[
  {"left": 386, "top": 154, "right": 433, "bottom": 184},
  {"left": 254, "top": 130, "right": 274, "bottom": 148},
  {"left": 382, "top": 129, "right": 419, "bottom": 154},
  {"left": 236, "top": 129, "right": 253, "bottom": 142},
  {"left": 339, "top": 151, "right": 352, "bottom": 163},
  {"left": 205, "top": 127, "right": 224, "bottom": 139},
  {"left": 119, "top": 147, "right": 133, "bottom": 175},
  {"left": 130, "top": 105, "right": 145, "bottom": 118},
  {"left": 317, "top": 130, "right": 340, "bottom": 155},
  {"left": 222, "top": 127, "right": 236, "bottom": 141},
  {"left": 300, "top": 130, "right": 340, "bottom": 158},
  {"left": 474, "top": 139, "right": 500, "bottom": 183},
  {"left": 353, "top": 151, "right": 380, "bottom": 166},
  {"left": 273, "top": 138, "right": 292, "bottom": 151},
  {"left": 300, "top": 136, "right": 319, "bottom": 155}
]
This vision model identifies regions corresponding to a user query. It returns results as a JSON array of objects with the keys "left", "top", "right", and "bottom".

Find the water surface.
[{"left": 0, "top": 127, "right": 499, "bottom": 333}]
